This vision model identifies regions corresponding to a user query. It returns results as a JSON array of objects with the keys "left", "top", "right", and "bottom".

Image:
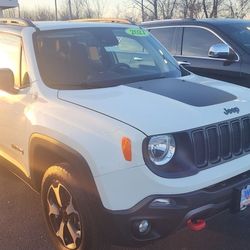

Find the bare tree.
[
  {"left": 21, "top": 8, "right": 55, "bottom": 21},
  {"left": 92, "top": 0, "right": 106, "bottom": 18},
  {"left": 133, "top": 0, "right": 159, "bottom": 20},
  {"left": 148, "top": 0, "right": 158, "bottom": 19},
  {"left": 132, "top": 0, "right": 250, "bottom": 20},
  {"left": 202, "top": 0, "right": 225, "bottom": 18},
  {"left": 59, "top": 2, "right": 71, "bottom": 20},
  {"left": 77, "top": 0, "right": 94, "bottom": 18},
  {"left": 111, "top": 1, "right": 140, "bottom": 22},
  {"left": 58, "top": 0, "right": 106, "bottom": 20},
  {"left": 224, "top": 0, "right": 249, "bottom": 18},
  {"left": 16, "top": 0, "right": 250, "bottom": 22},
  {"left": 3, "top": 8, "right": 17, "bottom": 18},
  {"left": 133, "top": 0, "right": 180, "bottom": 20},
  {"left": 179, "top": 0, "right": 204, "bottom": 18},
  {"left": 67, "top": 0, "right": 105, "bottom": 19},
  {"left": 158, "top": 0, "right": 178, "bottom": 19}
]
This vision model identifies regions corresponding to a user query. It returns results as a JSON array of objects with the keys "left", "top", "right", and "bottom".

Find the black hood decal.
[{"left": 128, "top": 78, "right": 236, "bottom": 107}]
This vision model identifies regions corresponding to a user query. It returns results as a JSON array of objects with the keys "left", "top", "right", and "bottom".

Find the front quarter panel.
[{"left": 28, "top": 94, "right": 146, "bottom": 177}]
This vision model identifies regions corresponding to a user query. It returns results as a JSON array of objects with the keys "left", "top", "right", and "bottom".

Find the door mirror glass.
[
  {"left": 208, "top": 43, "right": 237, "bottom": 60},
  {"left": 0, "top": 69, "right": 18, "bottom": 94}
]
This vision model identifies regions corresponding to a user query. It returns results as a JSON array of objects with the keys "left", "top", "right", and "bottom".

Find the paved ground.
[{"left": 0, "top": 167, "right": 249, "bottom": 250}]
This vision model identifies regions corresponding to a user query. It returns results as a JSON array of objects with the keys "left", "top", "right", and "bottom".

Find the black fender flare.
[{"left": 29, "top": 133, "right": 99, "bottom": 199}]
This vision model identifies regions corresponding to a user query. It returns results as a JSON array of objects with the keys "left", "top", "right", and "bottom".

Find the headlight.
[{"left": 148, "top": 134, "right": 175, "bottom": 166}]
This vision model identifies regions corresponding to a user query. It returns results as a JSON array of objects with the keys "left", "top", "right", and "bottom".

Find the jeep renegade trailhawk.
[{"left": 0, "top": 18, "right": 250, "bottom": 250}]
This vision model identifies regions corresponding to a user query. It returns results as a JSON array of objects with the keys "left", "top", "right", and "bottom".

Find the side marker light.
[{"left": 122, "top": 137, "right": 132, "bottom": 161}]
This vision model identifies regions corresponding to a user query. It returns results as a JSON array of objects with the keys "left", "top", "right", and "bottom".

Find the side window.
[
  {"left": 150, "top": 27, "right": 176, "bottom": 54},
  {"left": 182, "top": 27, "right": 222, "bottom": 57},
  {"left": 0, "top": 34, "right": 21, "bottom": 88}
]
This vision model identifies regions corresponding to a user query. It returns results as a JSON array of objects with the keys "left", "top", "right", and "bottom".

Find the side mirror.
[
  {"left": 208, "top": 43, "right": 237, "bottom": 61},
  {"left": 0, "top": 68, "right": 17, "bottom": 94}
]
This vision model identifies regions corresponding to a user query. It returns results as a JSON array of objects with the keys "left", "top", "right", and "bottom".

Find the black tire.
[{"left": 41, "top": 163, "right": 109, "bottom": 250}]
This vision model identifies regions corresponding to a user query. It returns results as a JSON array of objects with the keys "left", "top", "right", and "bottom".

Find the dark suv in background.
[{"left": 142, "top": 19, "right": 250, "bottom": 87}]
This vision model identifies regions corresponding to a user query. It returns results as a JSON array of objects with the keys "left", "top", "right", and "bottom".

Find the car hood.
[{"left": 58, "top": 75, "right": 250, "bottom": 135}]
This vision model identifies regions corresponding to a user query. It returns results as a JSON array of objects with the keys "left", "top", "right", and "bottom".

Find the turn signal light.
[{"left": 122, "top": 137, "right": 132, "bottom": 161}]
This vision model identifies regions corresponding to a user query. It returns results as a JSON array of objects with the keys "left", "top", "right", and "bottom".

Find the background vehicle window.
[
  {"left": 106, "top": 36, "right": 156, "bottom": 68},
  {"left": 182, "top": 27, "right": 221, "bottom": 57},
  {"left": 150, "top": 27, "right": 176, "bottom": 54},
  {"left": 0, "top": 34, "right": 21, "bottom": 88},
  {"left": 116, "top": 37, "right": 144, "bottom": 52},
  {"left": 217, "top": 22, "right": 250, "bottom": 54}
]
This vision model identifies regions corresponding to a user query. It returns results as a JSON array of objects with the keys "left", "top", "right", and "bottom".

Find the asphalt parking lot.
[{"left": 0, "top": 167, "right": 249, "bottom": 250}]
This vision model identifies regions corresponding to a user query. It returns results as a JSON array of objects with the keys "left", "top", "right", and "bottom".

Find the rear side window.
[
  {"left": 182, "top": 27, "right": 221, "bottom": 57},
  {"left": 150, "top": 27, "right": 176, "bottom": 54}
]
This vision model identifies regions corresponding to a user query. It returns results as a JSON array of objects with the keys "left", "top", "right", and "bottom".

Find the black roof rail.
[{"left": 0, "top": 18, "right": 37, "bottom": 28}]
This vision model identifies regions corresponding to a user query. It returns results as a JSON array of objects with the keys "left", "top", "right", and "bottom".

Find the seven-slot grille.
[{"left": 191, "top": 116, "right": 250, "bottom": 168}]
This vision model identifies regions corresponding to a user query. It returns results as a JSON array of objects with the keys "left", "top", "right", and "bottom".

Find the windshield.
[
  {"left": 217, "top": 22, "right": 250, "bottom": 54},
  {"left": 34, "top": 26, "right": 182, "bottom": 89}
]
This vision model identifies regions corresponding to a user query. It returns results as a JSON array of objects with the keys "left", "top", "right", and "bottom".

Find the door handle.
[
  {"left": 178, "top": 61, "right": 191, "bottom": 66},
  {"left": 133, "top": 57, "right": 143, "bottom": 61}
]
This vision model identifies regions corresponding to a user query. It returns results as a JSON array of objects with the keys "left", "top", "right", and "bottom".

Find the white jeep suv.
[{"left": 0, "top": 18, "right": 250, "bottom": 250}]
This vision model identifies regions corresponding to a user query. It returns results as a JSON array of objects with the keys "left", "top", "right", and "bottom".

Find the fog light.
[{"left": 138, "top": 220, "right": 150, "bottom": 234}]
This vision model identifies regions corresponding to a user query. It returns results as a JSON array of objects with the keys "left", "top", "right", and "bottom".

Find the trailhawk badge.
[{"left": 224, "top": 107, "right": 240, "bottom": 115}]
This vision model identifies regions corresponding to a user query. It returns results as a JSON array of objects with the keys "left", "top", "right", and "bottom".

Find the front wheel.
[{"left": 41, "top": 164, "right": 109, "bottom": 250}]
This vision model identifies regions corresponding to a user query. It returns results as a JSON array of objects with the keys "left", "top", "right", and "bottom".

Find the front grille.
[{"left": 191, "top": 116, "right": 250, "bottom": 168}]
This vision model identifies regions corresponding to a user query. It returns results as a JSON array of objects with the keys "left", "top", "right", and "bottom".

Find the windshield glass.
[
  {"left": 34, "top": 26, "right": 182, "bottom": 89},
  {"left": 217, "top": 22, "right": 250, "bottom": 54}
]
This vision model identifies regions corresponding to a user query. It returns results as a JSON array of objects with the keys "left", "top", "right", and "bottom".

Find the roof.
[
  {"left": 0, "top": 23, "right": 23, "bottom": 35},
  {"left": 0, "top": 18, "right": 36, "bottom": 35},
  {"left": 142, "top": 18, "right": 250, "bottom": 28},
  {"left": 0, "top": 19, "right": 137, "bottom": 34},
  {"left": 34, "top": 21, "right": 135, "bottom": 31}
]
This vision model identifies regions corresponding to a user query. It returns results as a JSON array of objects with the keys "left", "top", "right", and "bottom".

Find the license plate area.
[
  {"left": 232, "top": 185, "right": 250, "bottom": 212},
  {"left": 240, "top": 185, "right": 250, "bottom": 210}
]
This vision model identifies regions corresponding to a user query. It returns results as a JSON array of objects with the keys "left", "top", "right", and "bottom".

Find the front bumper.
[{"left": 105, "top": 170, "right": 250, "bottom": 247}]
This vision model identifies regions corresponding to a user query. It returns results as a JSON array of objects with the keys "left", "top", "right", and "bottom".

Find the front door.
[
  {"left": 0, "top": 33, "right": 31, "bottom": 176},
  {"left": 175, "top": 26, "right": 241, "bottom": 85}
]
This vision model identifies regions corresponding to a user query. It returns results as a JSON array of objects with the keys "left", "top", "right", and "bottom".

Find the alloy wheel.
[{"left": 46, "top": 181, "right": 82, "bottom": 249}]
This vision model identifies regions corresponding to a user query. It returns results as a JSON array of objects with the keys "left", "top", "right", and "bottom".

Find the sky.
[{"left": 18, "top": 0, "right": 127, "bottom": 16}]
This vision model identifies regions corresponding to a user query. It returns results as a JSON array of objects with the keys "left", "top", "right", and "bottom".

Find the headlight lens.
[{"left": 148, "top": 135, "right": 175, "bottom": 166}]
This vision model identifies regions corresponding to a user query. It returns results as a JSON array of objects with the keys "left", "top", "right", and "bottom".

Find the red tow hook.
[{"left": 187, "top": 219, "right": 206, "bottom": 231}]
